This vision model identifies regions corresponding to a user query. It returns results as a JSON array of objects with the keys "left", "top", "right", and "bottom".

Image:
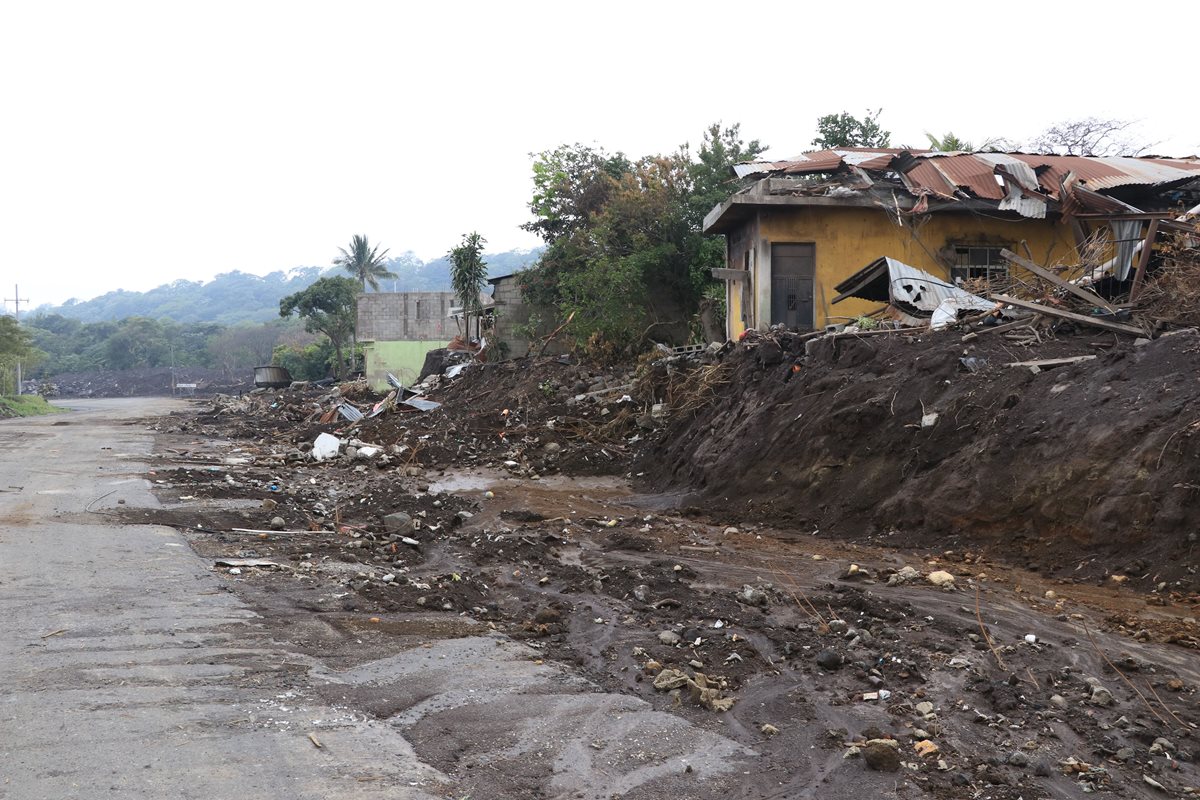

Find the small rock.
[
  {"left": 888, "top": 566, "right": 921, "bottom": 586},
  {"left": 1049, "top": 694, "right": 1068, "bottom": 710},
  {"left": 723, "top": 526, "right": 739, "bottom": 536},
  {"left": 658, "top": 630, "right": 681, "bottom": 646},
  {"left": 1089, "top": 685, "right": 1115, "bottom": 707},
  {"left": 1166, "top": 678, "right": 1184, "bottom": 692},
  {"left": 543, "top": 442, "right": 562, "bottom": 454},
  {"left": 269, "top": 516, "right": 285, "bottom": 531},
  {"left": 761, "top": 723, "right": 779, "bottom": 737},
  {"left": 927, "top": 570, "right": 955, "bottom": 588},
  {"left": 815, "top": 649, "right": 843, "bottom": 671},
  {"left": 261, "top": 498, "right": 278, "bottom": 511},
  {"left": 384, "top": 512, "right": 415, "bottom": 534},
  {"left": 914, "top": 701, "right": 934, "bottom": 716},
  {"left": 738, "top": 584, "right": 769, "bottom": 606},
  {"left": 1007, "top": 751, "right": 1030, "bottom": 768},
  {"left": 914, "top": 740, "right": 939, "bottom": 758},
  {"left": 653, "top": 669, "right": 690, "bottom": 691},
  {"left": 533, "top": 607, "right": 561, "bottom": 624},
  {"left": 863, "top": 742, "right": 901, "bottom": 772}
]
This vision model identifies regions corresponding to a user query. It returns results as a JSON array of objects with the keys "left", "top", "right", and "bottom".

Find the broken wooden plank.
[
  {"left": 1129, "top": 218, "right": 1160, "bottom": 304},
  {"left": 1006, "top": 356, "right": 1097, "bottom": 368},
  {"left": 830, "top": 327, "right": 925, "bottom": 339},
  {"left": 990, "top": 294, "right": 1144, "bottom": 336},
  {"left": 961, "top": 318, "right": 1031, "bottom": 340},
  {"left": 1000, "top": 249, "right": 1117, "bottom": 314}
]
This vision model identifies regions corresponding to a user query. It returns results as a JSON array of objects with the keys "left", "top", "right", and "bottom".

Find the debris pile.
[
  {"left": 46, "top": 367, "right": 251, "bottom": 397},
  {"left": 642, "top": 324, "right": 1200, "bottom": 592}
]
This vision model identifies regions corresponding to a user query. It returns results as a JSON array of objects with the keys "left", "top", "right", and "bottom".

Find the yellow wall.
[{"left": 751, "top": 206, "right": 1076, "bottom": 329}]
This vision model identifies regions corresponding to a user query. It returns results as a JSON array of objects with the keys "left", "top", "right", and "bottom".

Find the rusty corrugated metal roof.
[
  {"left": 730, "top": 150, "right": 1200, "bottom": 218},
  {"left": 923, "top": 153, "right": 1005, "bottom": 200}
]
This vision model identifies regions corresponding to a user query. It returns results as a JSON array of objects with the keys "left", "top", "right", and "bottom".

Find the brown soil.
[
  {"left": 641, "top": 330, "right": 1200, "bottom": 592},
  {"left": 119, "top": 333, "right": 1200, "bottom": 799}
]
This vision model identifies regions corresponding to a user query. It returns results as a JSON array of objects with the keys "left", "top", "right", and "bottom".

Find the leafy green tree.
[
  {"left": 812, "top": 109, "right": 890, "bottom": 148},
  {"left": 278, "top": 277, "right": 358, "bottom": 379},
  {"left": 0, "top": 317, "right": 41, "bottom": 394},
  {"left": 105, "top": 317, "right": 170, "bottom": 370},
  {"left": 271, "top": 339, "right": 336, "bottom": 382},
  {"left": 519, "top": 123, "right": 766, "bottom": 355},
  {"left": 334, "top": 234, "right": 396, "bottom": 292},
  {"left": 448, "top": 232, "right": 489, "bottom": 340}
]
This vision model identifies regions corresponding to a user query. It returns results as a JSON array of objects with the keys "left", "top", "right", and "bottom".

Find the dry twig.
[
  {"left": 975, "top": 585, "right": 1007, "bottom": 671},
  {"left": 1080, "top": 619, "right": 1168, "bottom": 727}
]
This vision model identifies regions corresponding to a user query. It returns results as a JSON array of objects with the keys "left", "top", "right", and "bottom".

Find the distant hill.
[{"left": 33, "top": 249, "right": 542, "bottom": 325}]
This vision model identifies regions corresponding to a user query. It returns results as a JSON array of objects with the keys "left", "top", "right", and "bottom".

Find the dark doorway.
[{"left": 770, "top": 243, "right": 815, "bottom": 329}]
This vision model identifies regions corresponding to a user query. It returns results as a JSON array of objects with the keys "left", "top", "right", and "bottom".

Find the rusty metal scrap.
[{"left": 729, "top": 149, "right": 1200, "bottom": 220}]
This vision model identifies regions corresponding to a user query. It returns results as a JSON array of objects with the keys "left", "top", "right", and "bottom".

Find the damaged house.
[{"left": 704, "top": 148, "right": 1200, "bottom": 338}]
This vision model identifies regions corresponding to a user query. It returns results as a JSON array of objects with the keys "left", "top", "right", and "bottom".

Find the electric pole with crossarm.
[{"left": 5, "top": 285, "right": 28, "bottom": 395}]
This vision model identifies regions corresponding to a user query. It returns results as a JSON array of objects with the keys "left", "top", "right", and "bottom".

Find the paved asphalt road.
[
  {"left": 0, "top": 398, "right": 750, "bottom": 800},
  {"left": 0, "top": 398, "right": 440, "bottom": 800}
]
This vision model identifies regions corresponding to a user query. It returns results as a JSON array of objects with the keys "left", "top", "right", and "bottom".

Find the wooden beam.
[
  {"left": 1129, "top": 218, "right": 1160, "bottom": 304},
  {"left": 990, "top": 294, "right": 1144, "bottom": 336},
  {"left": 1000, "top": 249, "right": 1117, "bottom": 314},
  {"left": 711, "top": 268, "right": 749, "bottom": 281},
  {"left": 1006, "top": 356, "right": 1097, "bottom": 368},
  {"left": 1074, "top": 212, "right": 1173, "bottom": 221}
]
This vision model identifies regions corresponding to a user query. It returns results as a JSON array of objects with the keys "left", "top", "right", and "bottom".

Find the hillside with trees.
[{"left": 33, "top": 249, "right": 542, "bottom": 325}]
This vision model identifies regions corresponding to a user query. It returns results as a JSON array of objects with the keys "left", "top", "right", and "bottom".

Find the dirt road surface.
[{"left": 0, "top": 399, "right": 749, "bottom": 799}]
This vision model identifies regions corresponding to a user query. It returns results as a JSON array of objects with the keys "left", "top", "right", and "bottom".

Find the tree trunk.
[{"left": 333, "top": 341, "right": 346, "bottom": 380}]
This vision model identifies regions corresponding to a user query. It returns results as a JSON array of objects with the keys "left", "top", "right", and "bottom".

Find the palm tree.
[
  {"left": 448, "top": 232, "right": 488, "bottom": 340},
  {"left": 334, "top": 234, "right": 396, "bottom": 292}
]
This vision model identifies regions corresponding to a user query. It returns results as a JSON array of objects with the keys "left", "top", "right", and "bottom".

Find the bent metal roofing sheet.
[{"left": 733, "top": 151, "right": 1200, "bottom": 216}]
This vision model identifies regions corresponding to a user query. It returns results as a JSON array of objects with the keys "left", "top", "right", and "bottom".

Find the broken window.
[{"left": 950, "top": 245, "right": 1008, "bottom": 287}]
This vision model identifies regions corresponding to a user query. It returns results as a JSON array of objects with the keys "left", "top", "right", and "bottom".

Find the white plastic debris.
[
  {"left": 1024, "top": 634, "right": 1037, "bottom": 644},
  {"left": 311, "top": 433, "right": 341, "bottom": 461}
]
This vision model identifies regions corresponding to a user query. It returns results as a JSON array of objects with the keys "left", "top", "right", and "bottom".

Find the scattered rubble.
[{"left": 124, "top": 306, "right": 1200, "bottom": 799}]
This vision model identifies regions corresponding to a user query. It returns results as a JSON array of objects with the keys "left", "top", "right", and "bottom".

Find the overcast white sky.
[{"left": 1, "top": 0, "right": 1196, "bottom": 309}]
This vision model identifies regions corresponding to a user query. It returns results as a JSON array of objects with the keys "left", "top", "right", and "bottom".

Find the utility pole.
[{"left": 4, "top": 285, "right": 27, "bottom": 395}]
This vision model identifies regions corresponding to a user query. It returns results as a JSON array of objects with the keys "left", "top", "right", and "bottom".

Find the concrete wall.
[
  {"left": 361, "top": 339, "right": 451, "bottom": 389},
  {"left": 357, "top": 292, "right": 458, "bottom": 342},
  {"left": 357, "top": 292, "right": 458, "bottom": 390},
  {"left": 489, "top": 276, "right": 568, "bottom": 359},
  {"left": 728, "top": 206, "right": 1076, "bottom": 334}
]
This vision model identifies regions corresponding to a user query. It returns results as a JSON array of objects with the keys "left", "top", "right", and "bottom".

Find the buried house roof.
[{"left": 705, "top": 149, "right": 1200, "bottom": 233}]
